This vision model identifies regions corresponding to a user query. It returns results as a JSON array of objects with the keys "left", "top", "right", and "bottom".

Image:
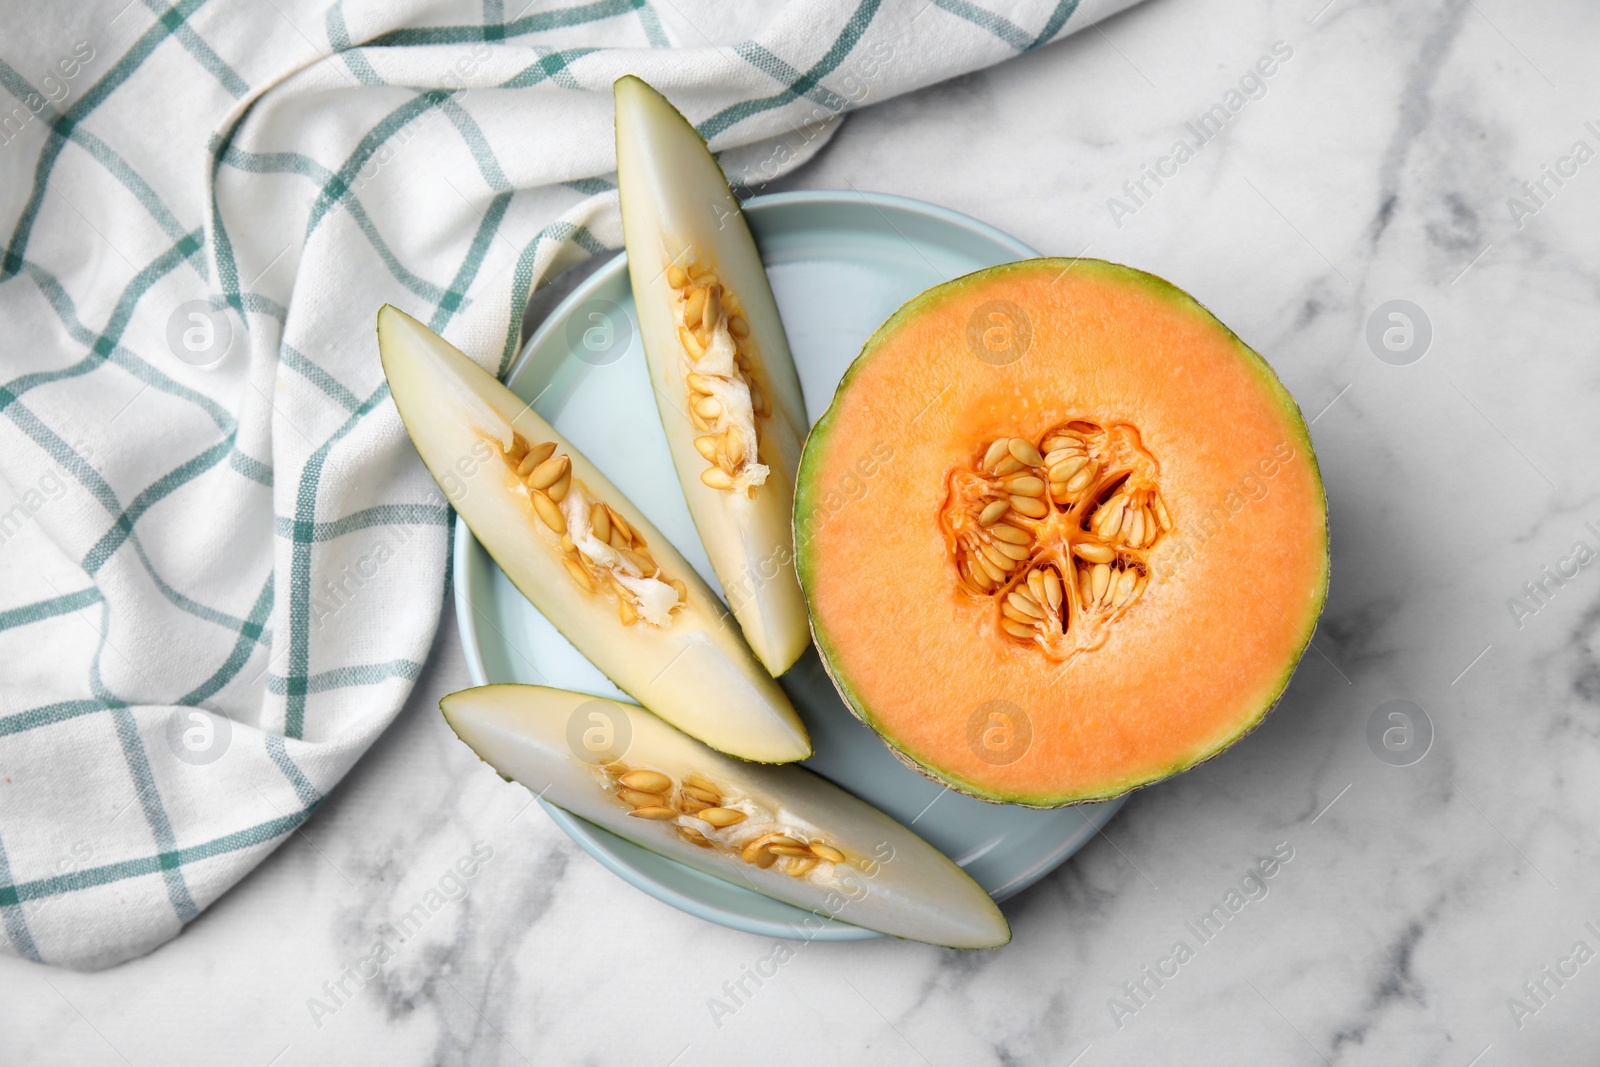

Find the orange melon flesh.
[{"left": 795, "top": 259, "right": 1329, "bottom": 807}]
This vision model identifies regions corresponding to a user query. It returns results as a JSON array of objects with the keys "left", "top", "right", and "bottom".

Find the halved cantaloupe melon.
[
  {"left": 796, "top": 259, "right": 1329, "bottom": 807},
  {"left": 442, "top": 684, "right": 1009, "bottom": 948},
  {"left": 378, "top": 305, "right": 809, "bottom": 764},
  {"left": 616, "top": 75, "right": 811, "bottom": 677}
]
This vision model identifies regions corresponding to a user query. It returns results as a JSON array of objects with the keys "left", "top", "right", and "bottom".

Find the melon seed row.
[
  {"left": 602, "top": 762, "right": 846, "bottom": 878},
  {"left": 501, "top": 433, "right": 688, "bottom": 626},
  {"left": 670, "top": 261, "right": 771, "bottom": 495}
]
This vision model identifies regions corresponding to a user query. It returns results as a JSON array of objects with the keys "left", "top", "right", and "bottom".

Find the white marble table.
[{"left": 9, "top": 0, "right": 1600, "bottom": 1062}]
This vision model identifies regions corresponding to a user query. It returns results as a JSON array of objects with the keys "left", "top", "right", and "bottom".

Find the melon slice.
[
  {"left": 615, "top": 75, "right": 810, "bottom": 678},
  {"left": 442, "top": 684, "right": 1010, "bottom": 948},
  {"left": 796, "top": 259, "right": 1329, "bottom": 807},
  {"left": 378, "top": 305, "right": 809, "bottom": 763}
]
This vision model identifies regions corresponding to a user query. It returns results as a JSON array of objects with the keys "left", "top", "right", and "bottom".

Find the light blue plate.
[{"left": 455, "top": 190, "right": 1124, "bottom": 941}]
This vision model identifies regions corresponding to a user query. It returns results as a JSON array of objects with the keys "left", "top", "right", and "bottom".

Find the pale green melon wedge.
[
  {"left": 378, "top": 305, "right": 809, "bottom": 763},
  {"left": 442, "top": 684, "right": 1011, "bottom": 949},
  {"left": 615, "top": 75, "right": 810, "bottom": 677}
]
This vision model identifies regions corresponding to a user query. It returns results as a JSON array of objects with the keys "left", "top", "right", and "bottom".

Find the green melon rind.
[{"left": 794, "top": 258, "right": 1330, "bottom": 809}]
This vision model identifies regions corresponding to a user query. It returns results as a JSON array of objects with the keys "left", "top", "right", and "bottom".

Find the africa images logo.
[{"left": 1106, "top": 41, "right": 1295, "bottom": 229}]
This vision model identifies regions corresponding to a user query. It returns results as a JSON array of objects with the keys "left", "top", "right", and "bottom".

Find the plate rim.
[{"left": 454, "top": 188, "right": 1123, "bottom": 941}]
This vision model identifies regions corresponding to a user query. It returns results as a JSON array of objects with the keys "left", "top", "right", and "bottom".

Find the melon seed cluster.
[
  {"left": 942, "top": 421, "right": 1170, "bottom": 659},
  {"left": 600, "top": 762, "right": 846, "bottom": 878},
  {"left": 669, "top": 260, "right": 772, "bottom": 496},
  {"left": 501, "top": 432, "right": 687, "bottom": 626}
]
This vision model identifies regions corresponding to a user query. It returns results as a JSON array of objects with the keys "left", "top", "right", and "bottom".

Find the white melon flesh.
[
  {"left": 442, "top": 685, "right": 1011, "bottom": 949},
  {"left": 378, "top": 305, "right": 809, "bottom": 763},
  {"left": 615, "top": 75, "right": 811, "bottom": 678}
]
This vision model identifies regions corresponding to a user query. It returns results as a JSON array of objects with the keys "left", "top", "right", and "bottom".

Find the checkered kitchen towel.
[{"left": 0, "top": 0, "right": 1141, "bottom": 969}]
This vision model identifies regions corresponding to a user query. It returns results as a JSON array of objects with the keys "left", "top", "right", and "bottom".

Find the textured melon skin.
[{"left": 794, "top": 258, "right": 1330, "bottom": 808}]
